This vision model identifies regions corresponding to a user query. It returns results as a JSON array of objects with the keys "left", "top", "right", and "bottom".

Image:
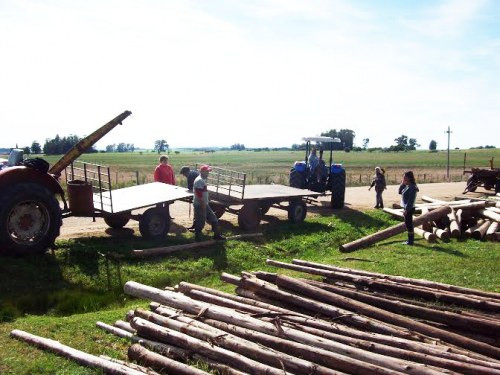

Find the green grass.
[{"left": 1, "top": 208, "right": 498, "bottom": 373}]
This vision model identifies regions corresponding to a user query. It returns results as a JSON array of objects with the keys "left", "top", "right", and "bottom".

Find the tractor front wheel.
[
  {"left": 0, "top": 183, "right": 62, "bottom": 256},
  {"left": 330, "top": 169, "right": 346, "bottom": 209}
]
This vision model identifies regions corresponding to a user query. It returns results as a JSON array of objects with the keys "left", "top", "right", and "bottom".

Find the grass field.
[
  {"left": 1, "top": 208, "right": 499, "bottom": 374},
  {"left": 41, "top": 148, "right": 500, "bottom": 187}
]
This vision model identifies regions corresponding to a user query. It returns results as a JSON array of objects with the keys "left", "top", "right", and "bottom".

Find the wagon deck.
[
  {"left": 208, "top": 184, "right": 321, "bottom": 202},
  {"left": 94, "top": 182, "right": 192, "bottom": 214}
]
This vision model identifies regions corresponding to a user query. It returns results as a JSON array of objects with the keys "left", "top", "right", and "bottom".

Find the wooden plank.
[{"left": 94, "top": 182, "right": 193, "bottom": 213}]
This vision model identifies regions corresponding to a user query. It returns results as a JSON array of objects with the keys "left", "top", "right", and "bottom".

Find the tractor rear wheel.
[
  {"left": 139, "top": 207, "right": 170, "bottom": 240},
  {"left": 0, "top": 183, "right": 62, "bottom": 256},
  {"left": 330, "top": 170, "right": 346, "bottom": 209},
  {"left": 104, "top": 213, "right": 130, "bottom": 229},
  {"left": 288, "top": 200, "right": 307, "bottom": 223}
]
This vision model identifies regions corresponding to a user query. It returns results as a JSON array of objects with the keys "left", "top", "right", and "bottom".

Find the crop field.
[{"left": 41, "top": 148, "right": 500, "bottom": 188}]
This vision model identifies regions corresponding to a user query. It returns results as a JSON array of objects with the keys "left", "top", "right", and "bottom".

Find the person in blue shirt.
[{"left": 399, "top": 171, "right": 419, "bottom": 245}]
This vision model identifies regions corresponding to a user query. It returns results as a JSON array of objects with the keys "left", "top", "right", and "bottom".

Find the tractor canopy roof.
[{"left": 302, "top": 136, "right": 341, "bottom": 143}]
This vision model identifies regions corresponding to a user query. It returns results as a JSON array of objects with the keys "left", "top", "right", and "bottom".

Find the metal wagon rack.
[{"left": 203, "top": 165, "right": 323, "bottom": 231}]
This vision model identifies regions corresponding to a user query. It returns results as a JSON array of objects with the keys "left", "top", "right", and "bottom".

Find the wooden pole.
[
  {"left": 274, "top": 275, "right": 500, "bottom": 360},
  {"left": 340, "top": 206, "right": 451, "bottom": 252},
  {"left": 128, "top": 344, "right": 209, "bottom": 375},
  {"left": 133, "top": 233, "right": 263, "bottom": 257},
  {"left": 10, "top": 329, "right": 144, "bottom": 375},
  {"left": 432, "top": 227, "right": 450, "bottom": 241},
  {"left": 414, "top": 227, "right": 437, "bottom": 242},
  {"left": 448, "top": 209, "right": 461, "bottom": 238},
  {"left": 129, "top": 317, "right": 294, "bottom": 375},
  {"left": 480, "top": 209, "right": 500, "bottom": 222},
  {"left": 472, "top": 221, "right": 492, "bottom": 240},
  {"left": 486, "top": 222, "right": 499, "bottom": 240},
  {"left": 291, "top": 259, "right": 500, "bottom": 300}
]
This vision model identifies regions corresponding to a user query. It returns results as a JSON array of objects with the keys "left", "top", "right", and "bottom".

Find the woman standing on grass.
[
  {"left": 369, "top": 166, "right": 386, "bottom": 208},
  {"left": 399, "top": 171, "right": 419, "bottom": 245}
]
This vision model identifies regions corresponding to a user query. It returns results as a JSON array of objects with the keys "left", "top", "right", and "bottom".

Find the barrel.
[{"left": 67, "top": 180, "right": 94, "bottom": 215}]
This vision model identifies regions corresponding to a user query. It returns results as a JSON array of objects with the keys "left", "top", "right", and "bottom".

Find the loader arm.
[{"left": 48, "top": 110, "right": 132, "bottom": 177}]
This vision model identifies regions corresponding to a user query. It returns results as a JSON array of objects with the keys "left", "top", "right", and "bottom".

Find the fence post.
[
  {"left": 136, "top": 171, "right": 139, "bottom": 185},
  {"left": 115, "top": 171, "right": 118, "bottom": 185}
]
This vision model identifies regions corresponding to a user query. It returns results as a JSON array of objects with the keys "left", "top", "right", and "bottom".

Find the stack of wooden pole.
[
  {"left": 380, "top": 196, "right": 499, "bottom": 244},
  {"left": 12, "top": 262, "right": 500, "bottom": 374}
]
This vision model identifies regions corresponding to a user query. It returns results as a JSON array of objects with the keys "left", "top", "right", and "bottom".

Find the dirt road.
[{"left": 59, "top": 182, "right": 480, "bottom": 239}]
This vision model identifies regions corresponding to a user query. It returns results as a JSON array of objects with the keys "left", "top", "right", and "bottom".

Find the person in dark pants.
[
  {"left": 368, "top": 166, "right": 386, "bottom": 208},
  {"left": 179, "top": 166, "right": 199, "bottom": 191},
  {"left": 180, "top": 166, "right": 200, "bottom": 230},
  {"left": 399, "top": 171, "right": 419, "bottom": 245},
  {"left": 192, "top": 165, "right": 224, "bottom": 241}
]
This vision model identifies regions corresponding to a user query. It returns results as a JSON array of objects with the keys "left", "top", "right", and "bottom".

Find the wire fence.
[{"left": 61, "top": 169, "right": 467, "bottom": 191}]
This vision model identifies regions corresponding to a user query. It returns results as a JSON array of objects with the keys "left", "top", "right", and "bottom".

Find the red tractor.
[{"left": 0, "top": 111, "right": 131, "bottom": 256}]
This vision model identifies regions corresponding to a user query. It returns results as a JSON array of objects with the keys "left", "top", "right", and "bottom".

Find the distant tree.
[
  {"left": 362, "top": 138, "right": 370, "bottom": 149},
  {"left": 321, "top": 129, "right": 355, "bottom": 150},
  {"left": 154, "top": 139, "right": 168, "bottom": 154},
  {"left": 408, "top": 138, "right": 419, "bottom": 150},
  {"left": 116, "top": 143, "right": 127, "bottom": 152},
  {"left": 31, "top": 141, "right": 41, "bottom": 154},
  {"left": 106, "top": 144, "right": 116, "bottom": 152},
  {"left": 230, "top": 143, "right": 245, "bottom": 151},
  {"left": 23, "top": 146, "right": 31, "bottom": 155},
  {"left": 394, "top": 135, "right": 408, "bottom": 151},
  {"left": 429, "top": 140, "right": 437, "bottom": 151}
]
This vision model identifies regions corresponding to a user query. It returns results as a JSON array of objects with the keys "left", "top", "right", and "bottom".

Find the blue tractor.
[{"left": 289, "top": 137, "right": 346, "bottom": 209}]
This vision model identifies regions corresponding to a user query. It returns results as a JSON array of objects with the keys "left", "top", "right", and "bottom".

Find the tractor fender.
[{"left": 0, "top": 166, "right": 65, "bottom": 198}]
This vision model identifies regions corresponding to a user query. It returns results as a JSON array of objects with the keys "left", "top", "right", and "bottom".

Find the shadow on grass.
[{"left": 379, "top": 239, "right": 467, "bottom": 257}]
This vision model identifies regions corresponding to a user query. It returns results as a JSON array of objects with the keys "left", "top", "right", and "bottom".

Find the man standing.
[
  {"left": 154, "top": 155, "right": 176, "bottom": 185},
  {"left": 193, "top": 165, "right": 224, "bottom": 241},
  {"left": 179, "top": 166, "right": 199, "bottom": 191}
]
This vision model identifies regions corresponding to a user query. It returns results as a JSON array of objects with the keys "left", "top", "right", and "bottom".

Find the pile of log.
[
  {"left": 341, "top": 196, "right": 499, "bottom": 251},
  {"left": 11, "top": 260, "right": 500, "bottom": 374}
]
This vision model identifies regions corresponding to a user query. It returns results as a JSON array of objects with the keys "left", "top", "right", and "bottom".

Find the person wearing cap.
[
  {"left": 192, "top": 165, "right": 224, "bottom": 241},
  {"left": 368, "top": 166, "right": 387, "bottom": 208},
  {"left": 154, "top": 155, "right": 176, "bottom": 185},
  {"left": 179, "top": 166, "right": 200, "bottom": 192}
]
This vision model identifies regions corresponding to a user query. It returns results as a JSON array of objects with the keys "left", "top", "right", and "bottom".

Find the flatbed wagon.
[
  {"left": 205, "top": 166, "right": 323, "bottom": 230},
  {"left": 64, "top": 161, "right": 193, "bottom": 239}
]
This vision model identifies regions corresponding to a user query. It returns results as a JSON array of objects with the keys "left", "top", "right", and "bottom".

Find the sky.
[{"left": 0, "top": 0, "right": 499, "bottom": 150}]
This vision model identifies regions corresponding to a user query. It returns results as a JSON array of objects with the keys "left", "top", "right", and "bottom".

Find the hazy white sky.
[{"left": 1, "top": 0, "right": 499, "bottom": 150}]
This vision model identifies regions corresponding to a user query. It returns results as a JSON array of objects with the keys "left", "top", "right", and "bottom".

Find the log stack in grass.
[
  {"left": 377, "top": 196, "right": 500, "bottom": 247},
  {"left": 12, "top": 261, "right": 500, "bottom": 374}
]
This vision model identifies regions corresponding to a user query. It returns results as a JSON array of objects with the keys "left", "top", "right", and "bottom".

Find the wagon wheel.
[
  {"left": 139, "top": 207, "right": 171, "bottom": 239},
  {"left": 238, "top": 202, "right": 261, "bottom": 231},
  {"left": 259, "top": 201, "right": 273, "bottom": 216},
  {"left": 288, "top": 200, "right": 307, "bottom": 223},
  {"left": 209, "top": 202, "right": 226, "bottom": 219},
  {"left": 104, "top": 212, "right": 131, "bottom": 229}
]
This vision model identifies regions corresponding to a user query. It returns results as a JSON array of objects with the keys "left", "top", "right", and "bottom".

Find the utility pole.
[{"left": 445, "top": 126, "right": 452, "bottom": 179}]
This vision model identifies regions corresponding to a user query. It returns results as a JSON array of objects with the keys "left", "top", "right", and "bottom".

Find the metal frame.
[
  {"left": 65, "top": 161, "right": 114, "bottom": 213},
  {"left": 195, "top": 163, "right": 247, "bottom": 200}
]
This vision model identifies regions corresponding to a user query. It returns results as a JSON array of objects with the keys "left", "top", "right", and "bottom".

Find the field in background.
[{"left": 40, "top": 148, "right": 500, "bottom": 188}]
